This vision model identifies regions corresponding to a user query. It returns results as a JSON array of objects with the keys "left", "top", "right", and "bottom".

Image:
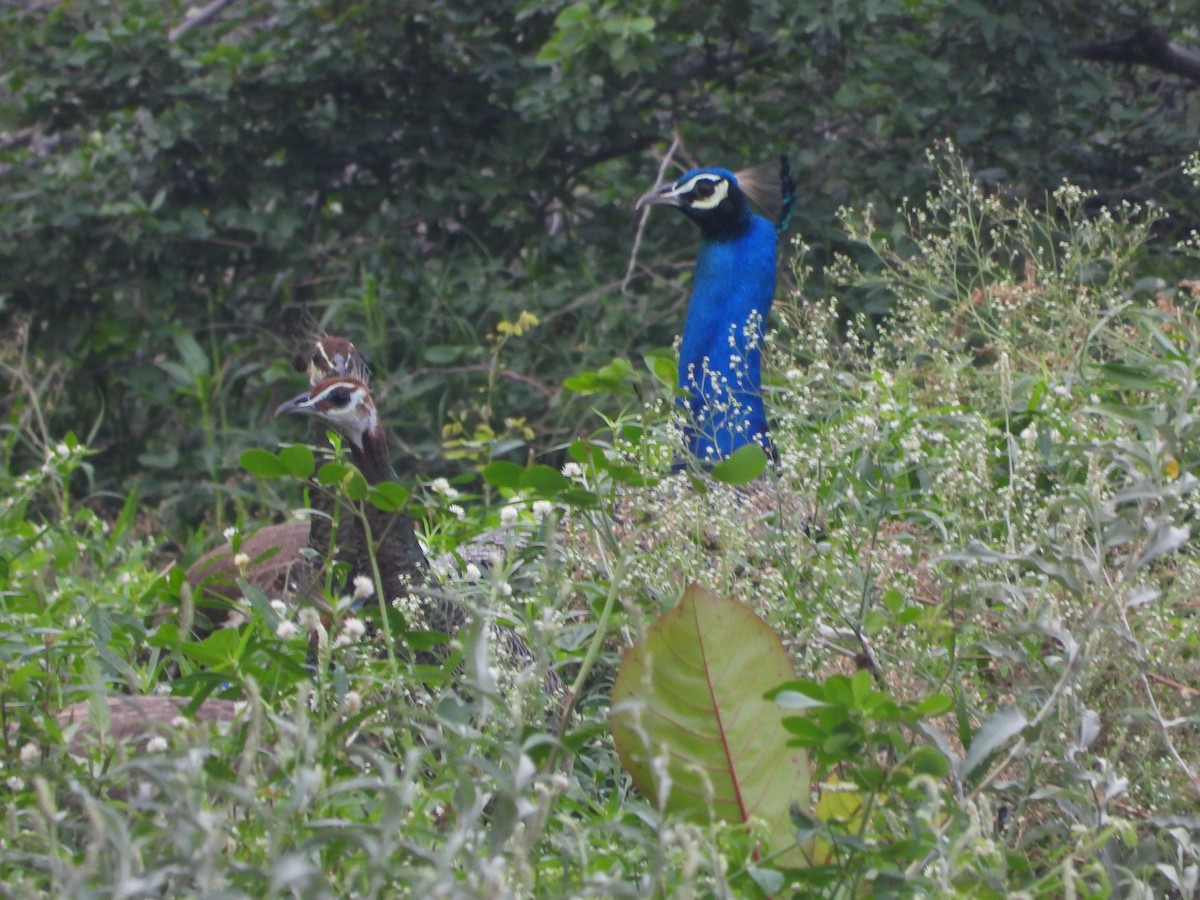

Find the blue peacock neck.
[{"left": 677, "top": 211, "right": 777, "bottom": 462}]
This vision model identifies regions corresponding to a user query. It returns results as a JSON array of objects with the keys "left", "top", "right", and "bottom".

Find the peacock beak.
[
  {"left": 635, "top": 182, "right": 682, "bottom": 211},
  {"left": 274, "top": 391, "right": 315, "bottom": 418}
]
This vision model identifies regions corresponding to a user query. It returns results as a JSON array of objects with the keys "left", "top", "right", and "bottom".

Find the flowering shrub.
[{"left": 4, "top": 152, "right": 1200, "bottom": 895}]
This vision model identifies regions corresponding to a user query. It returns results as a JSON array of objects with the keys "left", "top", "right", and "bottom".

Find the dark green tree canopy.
[{"left": 1, "top": 0, "right": 1197, "bottom": 516}]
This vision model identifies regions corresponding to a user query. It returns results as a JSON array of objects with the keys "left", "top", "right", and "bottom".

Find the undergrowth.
[{"left": 2, "top": 149, "right": 1200, "bottom": 896}]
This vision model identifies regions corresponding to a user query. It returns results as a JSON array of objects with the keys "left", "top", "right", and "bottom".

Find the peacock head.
[
  {"left": 637, "top": 168, "right": 744, "bottom": 237},
  {"left": 636, "top": 162, "right": 790, "bottom": 240},
  {"left": 275, "top": 375, "right": 380, "bottom": 451}
]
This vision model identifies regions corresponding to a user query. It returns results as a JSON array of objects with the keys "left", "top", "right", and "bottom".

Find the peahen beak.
[{"left": 274, "top": 391, "right": 316, "bottom": 418}]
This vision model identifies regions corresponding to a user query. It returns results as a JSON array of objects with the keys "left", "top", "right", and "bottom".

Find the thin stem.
[
  {"left": 622, "top": 130, "right": 682, "bottom": 296},
  {"left": 357, "top": 502, "right": 401, "bottom": 674}
]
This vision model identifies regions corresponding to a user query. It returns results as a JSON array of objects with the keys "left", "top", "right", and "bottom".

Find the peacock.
[
  {"left": 554, "top": 159, "right": 809, "bottom": 598},
  {"left": 636, "top": 157, "right": 795, "bottom": 464}
]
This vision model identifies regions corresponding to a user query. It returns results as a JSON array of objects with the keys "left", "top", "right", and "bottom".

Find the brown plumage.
[
  {"left": 183, "top": 521, "right": 312, "bottom": 630},
  {"left": 300, "top": 334, "right": 371, "bottom": 386},
  {"left": 184, "top": 335, "right": 370, "bottom": 631},
  {"left": 56, "top": 695, "right": 241, "bottom": 753},
  {"left": 275, "top": 375, "right": 462, "bottom": 638},
  {"left": 183, "top": 337, "right": 559, "bottom": 692}
]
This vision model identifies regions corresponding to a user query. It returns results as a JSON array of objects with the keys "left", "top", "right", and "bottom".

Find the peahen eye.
[{"left": 328, "top": 388, "right": 352, "bottom": 407}]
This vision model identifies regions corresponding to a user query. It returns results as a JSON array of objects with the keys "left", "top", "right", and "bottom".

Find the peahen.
[
  {"left": 273, "top": 371, "right": 454, "bottom": 639},
  {"left": 636, "top": 157, "right": 795, "bottom": 464},
  {"left": 184, "top": 334, "right": 369, "bottom": 631},
  {"left": 275, "top": 367, "right": 562, "bottom": 690}
]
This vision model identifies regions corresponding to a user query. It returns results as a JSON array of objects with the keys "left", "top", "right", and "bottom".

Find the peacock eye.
[{"left": 693, "top": 180, "right": 716, "bottom": 198}]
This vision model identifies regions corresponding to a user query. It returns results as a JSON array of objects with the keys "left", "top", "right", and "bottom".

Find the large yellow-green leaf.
[{"left": 611, "top": 584, "right": 810, "bottom": 862}]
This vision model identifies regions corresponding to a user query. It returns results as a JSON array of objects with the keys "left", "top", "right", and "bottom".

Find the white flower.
[
  {"left": 275, "top": 620, "right": 299, "bottom": 640},
  {"left": 19, "top": 742, "right": 38, "bottom": 764},
  {"left": 429, "top": 477, "right": 459, "bottom": 500},
  {"left": 340, "top": 617, "right": 366, "bottom": 641},
  {"left": 6, "top": 776, "right": 23, "bottom": 790},
  {"left": 233, "top": 552, "right": 250, "bottom": 570},
  {"left": 531, "top": 500, "right": 554, "bottom": 519},
  {"left": 464, "top": 563, "right": 482, "bottom": 581},
  {"left": 499, "top": 505, "right": 519, "bottom": 526},
  {"left": 222, "top": 526, "right": 238, "bottom": 543},
  {"left": 269, "top": 599, "right": 288, "bottom": 615},
  {"left": 352, "top": 575, "right": 375, "bottom": 600},
  {"left": 448, "top": 504, "right": 466, "bottom": 520},
  {"left": 497, "top": 581, "right": 513, "bottom": 598},
  {"left": 297, "top": 607, "right": 322, "bottom": 631},
  {"left": 561, "top": 462, "right": 584, "bottom": 479},
  {"left": 145, "top": 736, "right": 169, "bottom": 753},
  {"left": 343, "top": 691, "right": 362, "bottom": 714}
]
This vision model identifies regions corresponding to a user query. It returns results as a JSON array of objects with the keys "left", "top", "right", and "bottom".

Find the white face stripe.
[
  {"left": 307, "top": 382, "right": 377, "bottom": 440},
  {"left": 673, "top": 173, "right": 730, "bottom": 210}
]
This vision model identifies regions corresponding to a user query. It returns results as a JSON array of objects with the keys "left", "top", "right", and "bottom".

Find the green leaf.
[
  {"left": 1097, "top": 362, "right": 1163, "bottom": 389},
  {"left": 317, "top": 460, "right": 352, "bottom": 485},
  {"left": 519, "top": 464, "right": 570, "bottom": 496},
  {"left": 850, "top": 669, "right": 874, "bottom": 705},
  {"left": 423, "top": 344, "right": 463, "bottom": 364},
  {"left": 137, "top": 448, "right": 180, "bottom": 469},
  {"left": 182, "top": 627, "right": 241, "bottom": 668},
  {"left": 279, "top": 444, "right": 315, "bottom": 480},
  {"left": 958, "top": 705, "right": 1028, "bottom": 780},
  {"left": 1134, "top": 523, "right": 1189, "bottom": 570},
  {"left": 240, "top": 448, "right": 289, "bottom": 478},
  {"left": 611, "top": 585, "right": 810, "bottom": 864},
  {"left": 710, "top": 444, "right": 768, "bottom": 485},
  {"left": 910, "top": 745, "right": 951, "bottom": 777},
  {"left": 173, "top": 332, "right": 210, "bottom": 379},
  {"left": 562, "top": 372, "right": 601, "bottom": 393},
  {"left": 915, "top": 693, "right": 954, "bottom": 717},
  {"left": 862, "top": 608, "right": 887, "bottom": 635},
  {"left": 344, "top": 468, "right": 368, "bottom": 500},
  {"left": 824, "top": 675, "right": 854, "bottom": 708},
  {"left": 368, "top": 481, "right": 410, "bottom": 512},
  {"left": 645, "top": 351, "right": 676, "bottom": 387},
  {"left": 482, "top": 460, "right": 525, "bottom": 490}
]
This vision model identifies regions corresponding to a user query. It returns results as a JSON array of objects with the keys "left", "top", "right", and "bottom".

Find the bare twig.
[
  {"left": 169, "top": 0, "right": 238, "bottom": 42},
  {"left": 1116, "top": 601, "right": 1200, "bottom": 798},
  {"left": 622, "top": 130, "right": 682, "bottom": 295}
]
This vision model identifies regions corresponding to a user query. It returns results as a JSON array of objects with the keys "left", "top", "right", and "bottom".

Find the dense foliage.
[
  {"left": 3, "top": 1, "right": 1200, "bottom": 895},
  {"left": 4, "top": 142, "right": 1200, "bottom": 897},
  {"left": 2, "top": 1, "right": 1199, "bottom": 525}
]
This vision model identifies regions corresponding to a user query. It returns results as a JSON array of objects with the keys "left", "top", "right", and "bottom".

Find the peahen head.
[{"left": 276, "top": 375, "right": 381, "bottom": 454}]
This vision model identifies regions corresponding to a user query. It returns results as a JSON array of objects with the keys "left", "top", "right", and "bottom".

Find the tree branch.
[{"left": 1075, "top": 26, "right": 1200, "bottom": 85}]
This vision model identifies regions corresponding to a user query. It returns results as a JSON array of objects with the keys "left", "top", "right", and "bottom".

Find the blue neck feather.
[{"left": 678, "top": 210, "right": 777, "bottom": 462}]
